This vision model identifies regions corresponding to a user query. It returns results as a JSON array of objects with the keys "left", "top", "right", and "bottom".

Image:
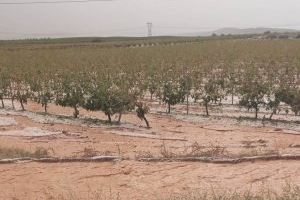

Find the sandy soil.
[
  {"left": 0, "top": 101, "right": 299, "bottom": 200},
  {"left": 0, "top": 161, "right": 299, "bottom": 200}
]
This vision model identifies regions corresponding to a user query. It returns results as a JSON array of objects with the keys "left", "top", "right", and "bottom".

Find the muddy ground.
[{"left": 0, "top": 101, "right": 299, "bottom": 200}]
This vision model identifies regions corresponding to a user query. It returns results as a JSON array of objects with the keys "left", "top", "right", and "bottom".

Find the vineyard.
[
  {"left": 1, "top": 39, "right": 300, "bottom": 124},
  {"left": 0, "top": 37, "right": 300, "bottom": 199}
]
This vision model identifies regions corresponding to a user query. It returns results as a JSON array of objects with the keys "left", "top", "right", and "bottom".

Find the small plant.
[
  {"left": 159, "top": 142, "right": 227, "bottom": 159},
  {"left": 135, "top": 151, "right": 154, "bottom": 159},
  {"left": 182, "top": 142, "right": 227, "bottom": 158},
  {"left": 82, "top": 147, "right": 99, "bottom": 158},
  {"left": 33, "top": 147, "right": 50, "bottom": 158},
  {"left": 161, "top": 77, "right": 185, "bottom": 114},
  {"left": 160, "top": 142, "right": 176, "bottom": 158}
]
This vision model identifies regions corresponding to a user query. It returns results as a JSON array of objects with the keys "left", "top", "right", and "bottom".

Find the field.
[{"left": 0, "top": 36, "right": 299, "bottom": 200}]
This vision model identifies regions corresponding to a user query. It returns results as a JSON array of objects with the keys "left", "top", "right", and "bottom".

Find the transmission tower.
[{"left": 147, "top": 22, "right": 152, "bottom": 37}]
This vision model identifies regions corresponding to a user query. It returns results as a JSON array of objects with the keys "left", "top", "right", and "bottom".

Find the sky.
[{"left": 1, "top": 0, "right": 300, "bottom": 39}]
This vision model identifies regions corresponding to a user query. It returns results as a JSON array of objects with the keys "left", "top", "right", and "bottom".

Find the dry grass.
[
  {"left": 0, "top": 146, "right": 49, "bottom": 159},
  {"left": 160, "top": 142, "right": 227, "bottom": 159},
  {"left": 74, "top": 147, "right": 116, "bottom": 158},
  {"left": 82, "top": 147, "right": 99, "bottom": 158},
  {"left": 234, "top": 148, "right": 280, "bottom": 158},
  {"left": 135, "top": 150, "right": 155, "bottom": 159},
  {"left": 163, "top": 183, "right": 300, "bottom": 200},
  {"left": 17, "top": 184, "right": 300, "bottom": 200},
  {"left": 135, "top": 142, "right": 287, "bottom": 161},
  {"left": 134, "top": 142, "right": 228, "bottom": 160},
  {"left": 44, "top": 189, "right": 121, "bottom": 200}
]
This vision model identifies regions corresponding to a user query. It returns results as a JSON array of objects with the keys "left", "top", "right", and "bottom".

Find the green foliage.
[
  {"left": 161, "top": 78, "right": 185, "bottom": 114},
  {"left": 279, "top": 89, "right": 300, "bottom": 116},
  {"left": 55, "top": 73, "right": 86, "bottom": 118},
  {"left": 239, "top": 83, "right": 269, "bottom": 119},
  {"left": 0, "top": 38, "right": 300, "bottom": 123},
  {"left": 29, "top": 71, "right": 54, "bottom": 113},
  {"left": 84, "top": 75, "right": 137, "bottom": 123},
  {"left": 197, "top": 77, "right": 225, "bottom": 116},
  {"left": 0, "top": 69, "right": 9, "bottom": 108},
  {"left": 239, "top": 70, "right": 270, "bottom": 119}
]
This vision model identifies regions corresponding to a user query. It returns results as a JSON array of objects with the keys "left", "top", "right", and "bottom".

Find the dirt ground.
[{"left": 0, "top": 101, "right": 299, "bottom": 200}]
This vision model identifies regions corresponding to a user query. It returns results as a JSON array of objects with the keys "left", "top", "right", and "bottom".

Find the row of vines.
[{"left": 0, "top": 39, "right": 300, "bottom": 127}]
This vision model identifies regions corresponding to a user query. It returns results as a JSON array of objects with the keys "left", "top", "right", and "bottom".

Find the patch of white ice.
[
  {"left": 0, "top": 127, "right": 60, "bottom": 137},
  {"left": 110, "top": 130, "right": 187, "bottom": 141},
  {"left": 0, "top": 117, "right": 17, "bottom": 126}
]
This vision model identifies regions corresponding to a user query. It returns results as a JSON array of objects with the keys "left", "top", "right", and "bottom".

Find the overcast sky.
[{"left": 1, "top": 0, "right": 300, "bottom": 39}]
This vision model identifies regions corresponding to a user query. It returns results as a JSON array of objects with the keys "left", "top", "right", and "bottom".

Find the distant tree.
[
  {"left": 55, "top": 73, "right": 85, "bottom": 118},
  {"left": 9, "top": 73, "right": 31, "bottom": 111},
  {"left": 147, "top": 73, "right": 159, "bottom": 100},
  {"left": 280, "top": 89, "right": 300, "bottom": 116},
  {"left": 15, "top": 86, "right": 31, "bottom": 111},
  {"left": 84, "top": 79, "right": 136, "bottom": 123},
  {"left": 290, "top": 92, "right": 300, "bottom": 116},
  {"left": 200, "top": 77, "right": 225, "bottom": 116},
  {"left": 161, "top": 79, "right": 185, "bottom": 114},
  {"left": 29, "top": 70, "right": 56, "bottom": 113},
  {"left": 265, "top": 34, "right": 277, "bottom": 39},
  {"left": 0, "top": 70, "right": 9, "bottom": 108},
  {"left": 263, "top": 31, "right": 271, "bottom": 35},
  {"left": 136, "top": 102, "right": 150, "bottom": 128},
  {"left": 278, "top": 34, "right": 289, "bottom": 39},
  {"left": 225, "top": 72, "right": 239, "bottom": 105},
  {"left": 266, "top": 89, "right": 282, "bottom": 120},
  {"left": 180, "top": 72, "right": 193, "bottom": 115},
  {"left": 239, "top": 75, "right": 269, "bottom": 119}
]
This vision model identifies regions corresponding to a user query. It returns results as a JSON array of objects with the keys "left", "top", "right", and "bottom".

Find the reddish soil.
[{"left": 0, "top": 101, "right": 299, "bottom": 200}]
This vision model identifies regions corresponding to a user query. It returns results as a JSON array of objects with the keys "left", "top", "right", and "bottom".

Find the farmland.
[{"left": 0, "top": 37, "right": 299, "bottom": 199}]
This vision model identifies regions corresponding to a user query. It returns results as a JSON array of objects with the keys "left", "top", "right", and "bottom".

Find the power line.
[{"left": 0, "top": 0, "right": 113, "bottom": 5}]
